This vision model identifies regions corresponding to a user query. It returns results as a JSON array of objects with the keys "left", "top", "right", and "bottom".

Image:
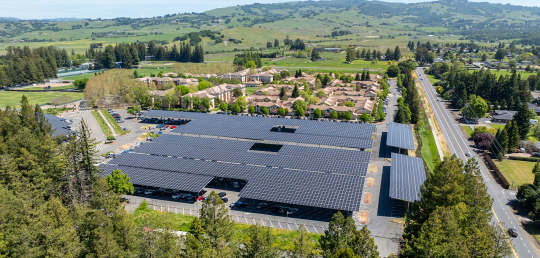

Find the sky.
[{"left": 1, "top": 0, "right": 539, "bottom": 20}]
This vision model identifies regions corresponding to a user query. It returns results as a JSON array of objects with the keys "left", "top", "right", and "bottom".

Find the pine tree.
[
  {"left": 514, "top": 102, "right": 531, "bottom": 138},
  {"left": 394, "top": 46, "right": 401, "bottom": 61},
  {"left": 292, "top": 85, "right": 300, "bottom": 98},
  {"left": 199, "top": 191, "right": 235, "bottom": 247},
  {"left": 288, "top": 225, "right": 316, "bottom": 258},
  {"left": 355, "top": 73, "right": 360, "bottom": 81},
  {"left": 241, "top": 225, "right": 280, "bottom": 258}
]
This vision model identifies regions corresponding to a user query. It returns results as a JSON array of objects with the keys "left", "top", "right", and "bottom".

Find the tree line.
[
  {"left": 88, "top": 41, "right": 204, "bottom": 69},
  {"left": 394, "top": 62, "right": 421, "bottom": 124},
  {"left": 0, "top": 46, "right": 71, "bottom": 86},
  {"left": 346, "top": 46, "right": 401, "bottom": 63}
]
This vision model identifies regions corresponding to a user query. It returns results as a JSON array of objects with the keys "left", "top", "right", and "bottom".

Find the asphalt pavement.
[{"left": 416, "top": 68, "right": 538, "bottom": 258}]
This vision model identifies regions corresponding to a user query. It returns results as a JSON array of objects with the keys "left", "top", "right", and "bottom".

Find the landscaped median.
[
  {"left": 100, "top": 109, "right": 131, "bottom": 135},
  {"left": 91, "top": 110, "right": 113, "bottom": 136}
]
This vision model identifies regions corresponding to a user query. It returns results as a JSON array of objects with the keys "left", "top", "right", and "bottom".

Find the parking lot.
[{"left": 125, "top": 176, "right": 342, "bottom": 232}]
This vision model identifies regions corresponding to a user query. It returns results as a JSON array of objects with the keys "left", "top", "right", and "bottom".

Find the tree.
[
  {"left": 495, "top": 48, "right": 506, "bottom": 61},
  {"left": 292, "top": 85, "right": 300, "bottom": 98},
  {"left": 359, "top": 112, "right": 370, "bottom": 122},
  {"left": 514, "top": 102, "right": 532, "bottom": 139},
  {"left": 274, "top": 39, "right": 279, "bottom": 48},
  {"left": 460, "top": 95, "right": 488, "bottom": 121},
  {"left": 219, "top": 102, "right": 228, "bottom": 112},
  {"left": 393, "top": 46, "right": 401, "bottom": 61},
  {"left": 201, "top": 96, "right": 212, "bottom": 110},
  {"left": 342, "top": 111, "right": 352, "bottom": 120},
  {"left": 241, "top": 225, "right": 280, "bottom": 258},
  {"left": 248, "top": 105, "right": 255, "bottom": 114},
  {"left": 106, "top": 169, "right": 134, "bottom": 195},
  {"left": 311, "top": 49, "right": 320, "bottom": 62},
  {"left": 474, "top": 133, "right": 495, "bottom": 150},
  {"left": 280, "top": 87, "right": 287, "bottom": 99},
  {"left": 232, "top": 102, "right": 241, "bottom": 114},
  {"left": 278, "top": 107, "right": 287, "bottom": 116},
  {"left": 314, "top": 108, "right": 322, "bottom": 119},
  {"left": 330, "top": 110, "right": 338, "bottom": 119},
  {"left": 127, "top": 104, "right": 142, "bottom": 118},
  {"left": 232, "top": 88, "right": 243, "bottom": 98},
  {"left": 261, "top": 106, "right": 270, "bottom": 115},
  {"left": 74, "top": 78, "right": 89, "bottom": 90},
  {"left": 288, "top": 225, "right": 316, "bottom": 258},
  {"left": 267, "top": 42, "right": 273, "bottom": 48},
  {"left": 199, "top": 191, "right": 235, "bottom": 248},
  {"left": 317, "top": 90, "right": 327, "bottom": 98},
  {"left": 164, "top": 90, "right": 177, "bottom": 109},
  {"left": 531, "top": 122, "right": 540, "bottom": 139},
  {"left": 394, "top": 102, "right": 410, "bottom": 124},
  {"left": 481, "top": 53, "right": 487, "bottom": 62},
  {"left": 236, "top": 96, "right": 247, "bottom": 112},
  {"left": 386, "top": 65, "right": 399, "bottom": 78}
]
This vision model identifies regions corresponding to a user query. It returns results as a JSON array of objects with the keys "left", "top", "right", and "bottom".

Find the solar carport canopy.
[
  {"left": 142, "top": 110, "right": 375, "bottom": 149},
  {"left": 389, "top": 153, "right": 426, "bottom": 202},
  {"left": 100, "top": 164, "right": 213, "bottom": 193},
  {"left": 45, "top": 114, "right": 74, "bottom": 137},
  {"left": 386, "top": 122, "right": 415, "bottom": 150}
]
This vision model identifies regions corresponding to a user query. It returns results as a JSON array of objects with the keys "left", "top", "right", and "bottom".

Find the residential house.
[
  {"left": 182, "top": 83, "right": 246, "bottom": 108},
  {"left": 250, "top": 72, "right": 274, "bottom": 83},
  {"left": 528, "top": 103, "right": 540, "bottom": 116},
  {"left": 244, "top": 81, "right": 262, "bottom": 87},
  {"left": 492, "top": 110, "right": 517, "bottom": 123}
]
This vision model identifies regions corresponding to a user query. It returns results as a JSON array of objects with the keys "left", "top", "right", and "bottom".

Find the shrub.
[
  {"left": 509, "top": 156, "right": 540, "bottom": 162},
  {"left": 473, "top": 133, "right": 494, "bottom": 150}
]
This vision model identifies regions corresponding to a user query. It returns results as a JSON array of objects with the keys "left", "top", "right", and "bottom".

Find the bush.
[
  {"left": 473, "top": 133, "right": 494, "bottom": 150},
  {"left": 107, "top": 135, "right": 115, "bottom": 141},
  {"left": 485, "top": 155, "right": 510, "bottom": 189},
  {"left": 509, "top": 156, "right": 540, "bottom": 162}
]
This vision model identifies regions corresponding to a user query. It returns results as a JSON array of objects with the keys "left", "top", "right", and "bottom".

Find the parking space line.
[{"left": 277, "top": 221, "right": 282, "bottom": 229}]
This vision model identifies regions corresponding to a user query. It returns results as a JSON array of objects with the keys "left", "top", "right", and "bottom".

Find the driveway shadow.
[
  {"left": 377, "top": 166, "right": 392, "bottom": 217},
  {"left": 378, "top": 132, "right": 391, "bottom": 159}
]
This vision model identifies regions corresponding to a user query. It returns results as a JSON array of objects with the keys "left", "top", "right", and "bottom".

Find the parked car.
[
  {"left": 105, "top": 153, "right": 116, "bottom": 159},
  {"left": 220, "top": 198, "right": 228, "bottom": 203},
  {"left": 508, "top": 228, "right": 518, "bottom": 237},
  {"left": 218, "top": 192, "right": 227, "bottom": 197},
  {"left": 257, "top": 203, "right": 268, "bottom": 209},
  {"left": 196, "top": 196, "right": 205, "bottom": 201},
  {"left": 116, "top": 119, "right": 124, "bottom": 123},
  {"left": 233, "top": 182, "right": 240, "bottom": 188},
  {"left": 171, "top": 126, "right": 177, "bottom": 129},
  {"left": 144, "top": 190, "right": 154, "bottom": 195}
]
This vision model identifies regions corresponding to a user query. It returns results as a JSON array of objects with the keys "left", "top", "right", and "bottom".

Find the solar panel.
[
  {"left": 44, "top": 114, "right": 75, "bottom": 137},
  {"left": 100, "top": 164, "right": 213, "bottom": 193},
  {"left": 278, "top": 145, "right": 371, "bottom": 162},
  {"left": 143, "top": 110, "right": 375, "bottom": 149},
  {"left": 238, "top": 176, "right": 365, "bottom": 211},
  {"left": 130, "top": 143, "right": 368, "bottom": 176},
  {"left": 386, "top": 122, "right": 415, "bottom": 150},
  {"left": 389, "top": 153, "right": 426, "bottom": 202}
]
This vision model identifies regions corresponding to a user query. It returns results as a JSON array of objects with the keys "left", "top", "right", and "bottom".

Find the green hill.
[{"left": 1, "top": 0, "right": 539, "bottom": 55}]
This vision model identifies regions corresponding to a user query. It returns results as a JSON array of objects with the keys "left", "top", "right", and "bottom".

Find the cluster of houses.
[{"left": 134, "top": 68, "right": 385, "bottom": 119}]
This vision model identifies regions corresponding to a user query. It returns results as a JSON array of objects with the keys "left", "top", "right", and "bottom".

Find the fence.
[
  {"left": 130, "top": 199, "right": 329, "bottom": 233},
  {"left": 484, "top": 154, "right": 510, "bottom": 189}
]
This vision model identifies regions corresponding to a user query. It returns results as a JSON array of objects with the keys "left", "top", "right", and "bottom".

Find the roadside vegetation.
[
  {"left": 91, "top": 109, "right": 112, "bottom": 136},
  {"left": 100, "top": 109, "right": 130, "bottom": 135}
]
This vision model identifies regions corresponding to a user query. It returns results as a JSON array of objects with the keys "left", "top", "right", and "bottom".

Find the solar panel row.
[
  {"left": 131, "top": 143, "right": 368, "bottom": 176},
  {"left": 387, "top": 122, "right": 415, "bottom": 151},
  {"left": 101, "top": 164, "right": 213, "bottom": 193},
  {"left": 150, "top": 134, "right": 371, "bottom": 163},
  {"left": 238, "top": 177, "right": 365, "bottom": 211},
  {"left": 389, "top": 153, "right": 426, "bottom": 202},
  {"left": 45, "top": 114, "right": 75, "bottom": 137}
]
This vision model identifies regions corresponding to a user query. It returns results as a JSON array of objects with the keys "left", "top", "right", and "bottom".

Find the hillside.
[{"left": 0, "top": 0, "right": 539, "bottom": 55}]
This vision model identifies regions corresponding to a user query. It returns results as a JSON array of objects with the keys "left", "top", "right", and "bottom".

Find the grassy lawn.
[
  {"left": 418, "top": 116, "right": 440, "bottom": 172},
  {"left": 91, "top": 110, "right": 113, "bottom": 136},
  {"left": 425, "top": 74, "right": 440, "bottom": 85},
  {"left": 245, "top": 87, "right": 260, "bottom": 96},
  {"left": 0, "top": 91, "right": 84, "bottom": 108},
  {"left": 12, "top": 84, "right": 77, "bottom": 91},
  {"left": 100, "top": 110, "right": 130, "bottom": 135},
  {"left": 493, "top": 159, "right": 535, "bottom": 188},
  {"left": 525, "top": 223, "right": 540, "bottom": 243},
  {"left": 268, "top": 53, "right": 390, "bottom": 70},
  {"left": 490, "top": 124, "right": 505, "bottom": 130},
  {"left": 463, "top": 126, "right": 473, "bottom": 136},
  {"left": 468, "top": 70, "right": 537, "bottom": 80},
  {"left": 132, "top": 203, "right": 321, "bottom": 252},
  {"left": 62, "top": 73, "right": 98, "bottom": 81}
]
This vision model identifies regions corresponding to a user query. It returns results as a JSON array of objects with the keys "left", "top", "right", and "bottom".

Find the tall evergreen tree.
[{"left": 514, "top": 102, "right": 532, "bottom": 138}]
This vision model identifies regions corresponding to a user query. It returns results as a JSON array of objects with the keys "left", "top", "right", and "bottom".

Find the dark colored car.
[
  {"left": 218, "top": 192, "right": 227, "bottom": 197},
  {"left": 508, "top": 228, "right": 518, "bottom": 237},
  {"left": 220, "top": 198, "right": 228, "bottom": 203}
]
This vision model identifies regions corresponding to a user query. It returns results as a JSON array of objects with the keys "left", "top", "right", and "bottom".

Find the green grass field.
[
  {"left": 0, "top": 91, "right": 84, "bottom": 108},
  {"left": 91, "top": 110, "right": 112, "bottom": 136},
  {"left": 62, "top": 73, "right": 98, "bottom": 81},
  {"left": 13, "top": 84, "right": 76, "bottom": 91},
  {"left": 132, "top": 201, "right": 321, "bottom": 252},
  {"left": 464, "top": 126, "right": 473, "bottom": 136},
  {"left": 468, "top": 70, "right": 537, "bottom": 79},
  {"left": 418, "top": 117, "right": 440, "bottom": 172},
  {"left": 425, "top": 74, "right": 440, "bottom": 85},
  {"left": 100, "top": 110, "right": 130, "bottom": 135},
  {"left": 490, "top": 124, "right": 505, "bottom": 130},
  {"left": 269, "top": 54, "right": 391, "bottom": 71},
  {"left": 494, "top": 159, "right": 535, "bottom": 188}
]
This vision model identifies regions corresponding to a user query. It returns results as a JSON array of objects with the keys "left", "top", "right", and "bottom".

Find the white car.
[
  {"left": 465, "top": 152, "right": 471, "bottom": 157},
  {"left": 172, "top": 194, "right": 182, "bottom": 199},
  {"left": 233, "top": 182, "right": 240, "bottom": 188},
  {"left": 144, "top": 190, "right": 154, "bottom": 195}
]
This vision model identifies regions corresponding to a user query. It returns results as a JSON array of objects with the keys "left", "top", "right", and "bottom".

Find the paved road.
[{"left": 416, "top": 68, "right": 538, "bottom": 258}]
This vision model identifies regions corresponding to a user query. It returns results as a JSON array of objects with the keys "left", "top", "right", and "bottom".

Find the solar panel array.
[
  {"left": 131, "top": 143, "right": 368, "bottom": 176},
  {"left": 238, "top": 177, "right": 365, "bottom": 211},
  {"left": 143, "top": 110, "right": 375, "bottom": 149},
  {"left": 103, "top": 152, "right": 366, "bottom": 211},
  {"left": 387, "top": 122, "right": 415, "bottom": 150},
  {"left": 389, "top": 153, "right": 426, "bottom": 202},
  {"left": 152, "top": 134, "right": 253, "bottom": 151},
  {"left": 100, "top": 164, "right": 213, "bottom": 192},
  {"left": 44, "top": 114, "right": 75, "bottom": 137},
  {"left": 278, "top": 145, "right": 371, "bottom": 162}
]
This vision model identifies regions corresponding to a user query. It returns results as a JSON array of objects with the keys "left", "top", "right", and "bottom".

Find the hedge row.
[
  {"left": 509, "top": 156, "right": 540, "bottom": 162},
  {"left": 485, "top": 155, "right": 510, "bottom": 189}
]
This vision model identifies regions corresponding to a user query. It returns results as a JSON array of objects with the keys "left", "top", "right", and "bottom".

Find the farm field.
[{"left": 0, "top": 91, "right": 84, "bottom": 108}]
